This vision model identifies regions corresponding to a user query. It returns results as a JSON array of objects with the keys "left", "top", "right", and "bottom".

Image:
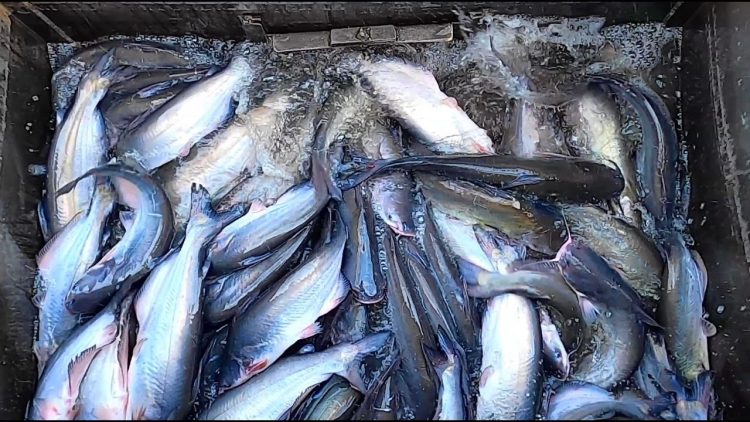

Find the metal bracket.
[{"left": 238, "top": 14, "right": 267, "bottom": 43}]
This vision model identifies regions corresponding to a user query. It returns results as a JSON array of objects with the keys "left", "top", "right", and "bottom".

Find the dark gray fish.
[
  {"left": 27, "top": 292, "right": 131, "bottom": 420},
  {"left": 126, "top": 185, "right": 245, "bottom": 420},
  {"left": 59, "top": 40, "right": 191, "bottom": 74},
  {"left": 340, "top": 188, "right": 383, "bottom": 304},
  {"left": 203, "top": 224, "right": 311, "bottom": 325},
  {"left": 101, "top": 83, "right": 187, "bottom": 142},
  {"left": 195, "top": 325, "right": 230, "bottom": 413},
  {"left": 106, "top": 66, "right": 213, "bottom": 98},
  {"left": 379, "top": 231, "right": 439, "bottom": 420},
  {"left": 46, "top": 51, "right": 113, "bottom": 234},
  {"left": 217, "top": 209, "right": 348, "bottom": 392},
  {"left": 198, "top": 332, "right": 392, "bottom": 420},
  {"left": 56, "top": 164, "right": 174, "bottom": 314},
  {"left": 659, "top": 234, "right": 715, "bottom": 381},
  {"left": 339, "top": 153, "right": 625, "bottom": 204},
  {"left": 423, "top": 328, "right": 468, "bottom": 420},
  {"left": 351, "top": 357, "right": 401, "bottom": 421},
  {"left": 546, "top": 381, "right": 673, "bottom": 420},
  {"left": 117, "top": 55, "right": 255, "bottom": 171},
  {"left": 588, "top": 74, "right": 679, "bottom": 234},
  {"left": 294, "top": 375, "right": 363, "bottom": 420}
]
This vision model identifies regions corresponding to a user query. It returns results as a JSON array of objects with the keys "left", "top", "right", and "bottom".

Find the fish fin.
[
  {"left": 341, "top": 331, "right": 393, "bottom": 392},
  {"left": 702, "top": 319, "right": 717, "bottom": 337},
  {"left": 55, "top": 164, "right": 143, "bottom": 198},
  {"left": 67, "top": 345, "right": 100, "bottom": 397},
  {"left": 691, "top": 371, "right": 714, "bottom": 405},
  {"left": 119, "top": 209, "right": 135, "bottom": 231},
  {"left": 479, "top": 365, "right": 494, "bottom": 388},
  {"left": 37, "top": 201, "right": 52, "bottom": 242},
  {"left": 238, "top": 250, "right": 273, "bottom": 268},
  {"left": 131, "top": 338, "right": 147, "bottom": 358},
  {"left": 248, "top": 200, "right": 267, "bottom": 214},
  {"left": 578, "top": 295, "right": 600, "bottom": 325},
  {"left": 300, "top": 321, "right": 324, "bottom": 340},
  {"left": 36, "top": 211, "right": 85, "bottom": 265},
  {"left": 421, "top": 343, "right": 446, "bottom": 371},
  {"left": 188, "top": 183, "right": 247, "bottom": 229},
  {"left": 690, "top": 249, "right": 709, "bottom": 296},
  {"left": 504, "top": 173, "right": 546, "bottom": 190},
  {"left": 636, "top": 307, "right": 663, "bottom": 329}
]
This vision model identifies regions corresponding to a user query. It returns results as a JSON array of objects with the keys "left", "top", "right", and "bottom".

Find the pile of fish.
[{"left": 28, "top": 31, "right": 715, "bottom": 421}]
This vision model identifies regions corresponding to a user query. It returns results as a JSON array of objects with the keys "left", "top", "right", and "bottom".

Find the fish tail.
[
  {"left": 455, "top": 257, "right": 492, "bottom": 298},
  {"left": 188, "top": 183, "right": 246, "bottom": 234},
  {"left": 55, "top": 163, "right": 145, "bottom": 198},
  {"left": 691, "top": 371, "right": 715, "bottom": 409},
  {"left": 339, "top": 331, "right": 393, "bottom": 392}
]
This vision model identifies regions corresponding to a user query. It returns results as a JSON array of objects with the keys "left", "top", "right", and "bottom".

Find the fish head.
[
  {"left": 218, "top": 352, "right": 270, "bottom": 392},
  {"left": 542, "top": 326, "right": 570, "bottom": 379},
  {"left": 65, "top": 263, "right": 116, "bottom": 314}
]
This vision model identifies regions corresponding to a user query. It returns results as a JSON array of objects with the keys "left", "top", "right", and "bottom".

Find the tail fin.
[
  {"left": 56, "top": 163, "right": 146, "bottom": 198},
  {"left": 455, "top": 257, "right": 492, "bottom": 298},
  {"left": 424, "top": 327, "right": 458, "bottom": 374},
  {"left": 187, "top": 183, "right": 246, "bottom": 234},
  {"left": 339, "top": 331, "right": 393, "bottom": 392}
]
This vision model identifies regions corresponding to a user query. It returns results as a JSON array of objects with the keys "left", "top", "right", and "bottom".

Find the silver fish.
[
  {"left": 27, "top": 294, "right": 129, "bottom": 420},
  {"left": 356, "top": 58, "right": 494, "bottom": 154},
  {"left": 117, "top": 55, "right": 255, "bottom": 171},
  {"left": 501, "top": 98, "right": 568, "bottom": 158},
  {"left": 58, "top": 164, "right": 174, "bottom": 315},
  {"left": 34, "top": 183, "right": 114, "bottom": 373},
  {"left": 126, "top": 185, "right": 245, "bottom": 420},
  {"left": 424, "top": 329, "right": 468, "bottom": 421},
  {"left": 540, "top": 307, "right": 571, "bottom": 379},
  {"left": 45, "top": 52, "right": 112, "bottom": 234},
  {"left": 199, "top": 332, "right": 391, "bottom": 420},
  {"left": 566, "top": 84, "right": 639, "bottom": 225},
  {"left": 157, "top": 112, "right": 259, "bottom": 230},
  {"left": 659, "top": 235, "right": 716, "bottom": 381},
  {"left": 76, "top": 292, "right": 134, "bottom": 420},
  {"left": 546, "top": 381, "right": 672, "bottom": 420},
  {"left": 477, "top": 294, "right": 542, "bottom": 420},
  {"left": 203, "top": 225, "right": 311, "bottom": 325},
  {"left": 217, "top": 210, "right": 348, "bottom": 391},
  {"left": 429, "top": 208, "right": 496, "bottom": 272}
]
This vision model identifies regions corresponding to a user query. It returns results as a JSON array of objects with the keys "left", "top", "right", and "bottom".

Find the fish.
[
  {"left": 198, "top": 332, "right": 392, "bottom": 420},
  {"left": 217, "top": 209, "right": 348, "bottom": 392},
  {"left": 56, "top": 164, "right": 174, "bottom": 315},
  {"left": 203, "top": 224, "right": 311, "bottom": 326},
  {"left": 570, "top": 302, "right": 645, "bottom": 389},
  {"left": 659, "top": 234, "right": 716, "bottom": 381},
  {"left": 429, "top": 208, "right": 497, "bottom": 272},
  {"left": 194, "top": 325, "right": 230, "bottom": 413},
  {"left": 156, "top": 112, "right": 260, "bottom": 230},
  {"left": 350, "top": 357, "right": 401, "bottom": 421},
  {"left": 558, "top": 239, "right": 660, "bottom": 328},
  {"left": 33, "top": 183, "right": 115, "bottom": 372},
  {"left": 126, "top": 184, "right": 246, "bottom": 420},
  {"left": 294, "top": 375, "right": 363, "bottom": 420},
  {"left": 566, "top": 83, "right": 640, "bottom": 225},
  {"left": 207, "top": 146, "right": 330, "bottom": 273},
  {"left": 419, "top": 174, "right": 565, "bottom": 255},
  {"left": 27, "top": 292, "right": 129, "bottom": 420},
  {"left": 76, "top": 292, "right": 134, "bottom": 420},
  {"left": 546, "top": 381, "right": 673, "bottom": 420},
  {"left": 477, "top": 294, "right": 542, "bottom": 420},
  {"left": 378, "top": 231, "right": 439, "bottom": 420},
  {"left": 339, "top": 187, "right": 384, "bottom": 304},
  {"left": 561, "top": 204, "right": 663, "bottom": 304},
  {"left": 328, "top": 295, "right": 369, "bottom": 345},
  {"left": 501, "top": 98, "right": 569, "bottom": 158},
  {"left": 101, "top": 83, "right": 187, "bottom": 143},
  {"left": 355, "top": 58, "right": 494, "bottom": 154},
  {"left": 339, "top": 153, "right": 625, "bottom": 204},
  {"left": 116, "top": 55, "right": 256, "bottom": 171},
  {"left": 423, "top": 328, "right": 469, "bottom": 420},
  {"left": 540, "top": 306, "right": 571, "bottom": 379},
  {"left": 588, "top": 74, "right": 679, "bottom": 234},
  {"left": 105, "top": 66, "right": 213, "bottom": 99},
  {"left": 45, "top": 51, "right": 113, "bottom": 234}
]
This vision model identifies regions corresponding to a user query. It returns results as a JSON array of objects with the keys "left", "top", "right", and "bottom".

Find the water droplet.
[{"left": 717, "top": 305, "right": 725, "bottom": 314}]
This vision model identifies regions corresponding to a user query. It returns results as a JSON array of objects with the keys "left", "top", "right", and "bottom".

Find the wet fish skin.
[
  {"left": 356, "top": 58, "right": 494, "bottom": 154},
  {"left": 589, "top": 74, "right": 679, "bottom": 234},
  {"left": 340, "top": 188, "right": 383, "bottom": 303},
  {"left": 106, "top": 66, "right": 213, "bottom": 98},
  {"left": 659, "top": 235, "right": 715, "bottom": 382},
  {"left": 546, "top": 381, "right": 673, "bottom": 420},
  {"left": 27, "top": 293, "right": 128, "bottom": 420},
  {"left": 295, "top": 375, "right": 362, "bottom": 420},
  {"left": 424, "top": 328, "right": 468, "bottom": 421},
  {"left": 76, "top": 292, "right": 134, "bottom": 420},
  {"left": 501, "top": 98, "right": 569, "bottom": 158},
  {"left": 567, "top": 84, "right": 640, "bottom": 224},
  {"left": 46, "top": 51, "right": 113, "bottom": 234},
  {"left": 126, "top": 184, "right": 245, "bottom": 420},
  {"left": 34, "top": 183, "right": 115, "bottom": 372},
  {"left": 561, "top": 204, "right": 663, "bottom": 304},
  {"left": 57, "top": 164, "right": 174, "bottom": 315},
  {"left": 570, "top": 302, "right": 645, "bottom": 390},
  {"left": 102, "top": 83, "right": 185, "bottom": 141},
  {"left": 195, "top": 325, "right": 230, "bottom": 413},
  {"left": 420, "top": 174, "right": 565, "bottom": 255},
  {"left": 203, "top": 224, "right": 311, "bottom": 325},
  {"left": 117, "top": 55, "right": 255, "bottom": 171},
  {"left": 199, "top": 332, "right": 392, "bottom": 420},
  {"left": 540, "top": 307, "right": 571, "bottom": 379},
  {"left": 157, "top": 112, "right": 259, "bottom": 230},
  {"left": 217, "top": 209, "right": 348, "bottom": 392},
  {"left": 477, "top": 294, "right": 542, "bottom": 420},
  {"left": 339, "top": 153, "right": 625, "bottom": 205}
]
